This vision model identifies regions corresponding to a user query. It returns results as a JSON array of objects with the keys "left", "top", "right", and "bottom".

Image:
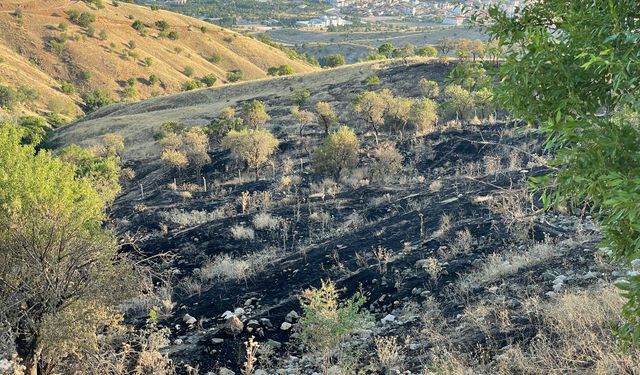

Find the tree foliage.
[
  {"left": 241, "top": 100, "right": 270, "bottom": 130},
  {"left": 0, "top": 126, "right": 135, "bottom": 374},
  {"left": 221, "top": 128, "right": 279, "bottom": 180},
  {"left": 298, "top": 280, "right": 370, "bottom": 366},
  {"left": 315, "top": 101, "right": 337, "bottom": 135},
  {"left": 313, "top": 126, "right": 360, "bottom": 179},
  {"left": 481, "top": 0, "right": 640, "bottom": 345}
]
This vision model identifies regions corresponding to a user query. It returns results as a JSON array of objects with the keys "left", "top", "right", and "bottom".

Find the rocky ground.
[
  {"left": 110, "top": 122, "right": 624, "bottom": 374},
  {"left": 50, "top": 59, "right": 636, "bottom": 374}
]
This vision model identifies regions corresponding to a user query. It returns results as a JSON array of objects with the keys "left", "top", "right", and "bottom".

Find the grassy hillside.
[{"left": 0, "top": 0, "right": 317, "bottom": 117}]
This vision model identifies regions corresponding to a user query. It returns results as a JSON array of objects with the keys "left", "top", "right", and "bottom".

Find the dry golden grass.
[
  {"left": 495, "top": 285, "right": 640, "bottom": 375},
  {"left": 0, "top": 0, "right": 317, "bottom": 114}
]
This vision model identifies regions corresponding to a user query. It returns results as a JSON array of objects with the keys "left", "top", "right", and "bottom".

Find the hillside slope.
[
  {"left": 0, "top": 0, "right": 317, "bottom": 116},
  {"left": 46, "top": 59, "right": 635, "bottom": 374}
]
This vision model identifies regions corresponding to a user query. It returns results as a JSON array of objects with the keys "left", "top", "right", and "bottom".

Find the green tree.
[
  {"left": 315, "top": 101, "right": 337, "bottom": 135},
  {"left": 419, "top": 79, "right": 439, "bottom": 98},
  {"left": 183, "top": 65, "right": 194, "bottom": 77},
  {"left": 442, "top": 84, "right": 473, "bottom": 121},
  {"left": 131, "top": 19, "right": 145, "bottom": 32},
  {"left": 200, "top": 74, "right": 217, "bottom": 87},
  {"left": 292, "top": 88, "right": 311, "bottom": 106},
  {"left": 81, "top": 90, "right": 113, "bottom": 112},
  {"left": 410, "top": 98, "right": 438, "bottom": 135},
  {"left": 313, "top": 126, "right": 360, "bottom": 179},
  {"left": 17, "top": 116, "right": 48, "bottom": 146},
  {"left": 0, "top": 85, "right": 18, "bottom": 109},
  {"left": 241, "top": 100, "right": 270, "bottom": 130},
  {"left": 0, "top": 126, "right": 135, "bottom": 374},
  {"left": 221, "top": 128, "right": 279, "bottom": 180},
  {"left": 416, "top": 45, "right": 438, "bottom": 58},
  {"left": 378, "top": 43, "right": 395, "bottom": 58},
  {"left": 58, "top": 144, "right": 122, "bottom": 203},
  {"left": 322, "top": 54, "right": 346, "bottom": 68},
  {"left": 353, "top": 90, "right": 392, "bottom": 145},
  {"left": 226, "top": 70, "right": 243, "bottom": 82},
  {"left": 482, "top": 0, "right": 640, "bottom": 345}
]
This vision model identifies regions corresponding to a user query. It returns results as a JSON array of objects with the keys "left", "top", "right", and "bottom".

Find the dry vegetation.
[
  {"left": 0, "top": 0, "right": 317, "bottom": 116},
  {"left": 24, "top": 58, "right": 638, "bottom": 374}
]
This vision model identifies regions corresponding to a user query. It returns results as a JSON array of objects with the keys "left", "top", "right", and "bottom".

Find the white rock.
[
  {"left": 211, "top": 338, "right": 224, "bottom": 344},
  {"left": 221, "top": 310, "right": 234, "bottom": 320},
  {"left": 280, "top": 322, "right": 292, "bottom": 331},
  {"left": 219, "top": 367, "right": 235, "bottom": 375},
  {"left": 285, "top": 310, "right": 299, "bottom": 323},
  {"left": 174, "top": 338, "right": 183, "bottom": 345},
  {"left": 183, "top": 314, "right": 197, "bottom": 325},
  {"left": 234, "top": 307, "right": 246, "bottom": 316},
  {"left": 381, "top": 314, "right": 396, "bottom": 325},
  {"left": 631, "top": 259, "right": 640, "bottom": 272}
]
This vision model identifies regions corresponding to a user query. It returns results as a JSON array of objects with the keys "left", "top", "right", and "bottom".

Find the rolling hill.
[{"left": 0, "top": 0, "right": 318, "bottom": 117}]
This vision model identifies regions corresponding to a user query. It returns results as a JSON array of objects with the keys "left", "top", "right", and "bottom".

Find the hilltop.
[{"left": 0, "top": 0, "right": 317, "bottom": 117}]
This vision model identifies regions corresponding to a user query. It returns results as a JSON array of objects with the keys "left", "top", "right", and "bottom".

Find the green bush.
[
  {"left": 183, "top": 66, "right": 194, "bottom": 77},
  {"left": 155, "top": 20, "right": 169, "bottom": 31},
  {"left": 17, "top": 116, "right": 48, "bottom": 146},
  {"left": 208, "top": 53, "right": 222, "bottom": 63},
  {"left": 0, "top": 86, "right": 18, "bottom": 109},
  {"left": 167, "top": 31, "right": 179, "bottom": 40},
  {"left": 321, "top": 54, "right": 346, "bottom": 68},
  {"left": 200, "top": 74, "right": 217, "bottom": 87},
  {"left": 131, "top": 20, "right": 145, "bottom": 32},
  {"left": 66, "top": 9, "right": 96, "bottom": 27},
  {"left": 182, "top": 80, "right": 202, "bottom": 91},
  {"left": 81, "top": 90, "right": 113, "bottom": 112},
  {"left": 298, "top": 280, "right": 371, "bottom": 365},
  {"left": 366, "top": 74, "right": 381, "bottom": 87},
  {"left": 313, "top": 126, "right": 360, "bottom": 179},
  {"left": 291, "top": 88, "right": 311, "bottom": 106},
  {"left": 226, "top": 70, "right": 243, "bottom": 83}
]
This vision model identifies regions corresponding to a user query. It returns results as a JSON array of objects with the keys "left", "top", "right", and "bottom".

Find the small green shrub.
[
  {"left": 182, "top": 80, "right": 202, "bottom": 91},
  {"left": 226, "top": 70, "right": 243, "bottom": 83},
  {"left": 291, "top": 88, "right": 311, "bottom": 106},
  {"left": 131, "top": 20, "right": 145, "bottom": 32},
  {"left": 299, "top": 280, "right": 371, "bottom": 366},
  {"left": 199, "top": 74, "right": 217, "bottom": 87},
  {"left": 183, "top": 66, "right": 194, "bottom": 77},
  {"left": 81, "top": 89, "right": 113, "bottom": 112},
  {"left": 0, "top": 86, "right": 18, "bottom": 109}
]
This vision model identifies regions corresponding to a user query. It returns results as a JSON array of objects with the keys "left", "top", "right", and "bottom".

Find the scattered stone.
[
  {"left": 211, "top": 338, "right": 224, "bottom": 344},
  {"left": 183, "top": 314, "right": 197, "bottom": 325},
  {"left": 381, "top": 314, "right": 396, "bottom": 325},
  {"left": 259, "top": 318, "right": 273, "bottom": 329},
  {"left": 285, "top": 310, "right": 299, "bottom": 323},
  {"left": 254, "top": 370, "right": 268, "bottom": 375},
  {"left": 219, "top": 367, "right": 235, "bottom": 375},
  {"left": 266, "top": 339, "right": 282, "bottom": 349},
  {"left": 221, "top": 310, "right": 234, "bottom": 320},
  {"left": 174, "top": 338, "right": 183, "bottom": 345},
  {"left": 244, "top": 298, "right": 255, "bottom": 307},
  {"left": 234, "top": 307, "right": 246, "bottom": 316},
  {"left": 280, "top": 322, "right": 292, "bottom": 331},
  {"left": 223, "top": 315, "right": 244, "bottom": 336}
]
